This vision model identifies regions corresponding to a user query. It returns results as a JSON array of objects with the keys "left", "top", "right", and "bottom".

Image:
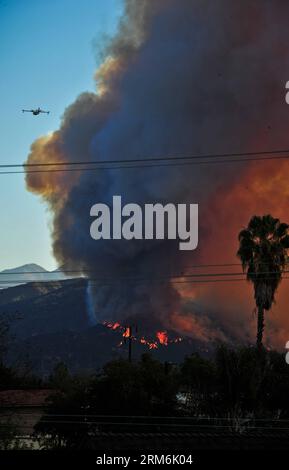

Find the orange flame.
[
  {"left": 123, "top": 327, "right": 130, "bottom": 338},
  {"left": 103, "top": 321, "right": 121, "bottom": 329},
  {"left": 103, "top": 321, "right": 182, "bottom": 350},
  {"left": 156, "top": 330, "right": 168, "bottom": 346}
]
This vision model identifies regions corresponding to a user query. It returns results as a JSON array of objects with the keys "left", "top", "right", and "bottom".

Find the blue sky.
[{"left": 0, "top": 0, "right": 123, "bottom": 270}]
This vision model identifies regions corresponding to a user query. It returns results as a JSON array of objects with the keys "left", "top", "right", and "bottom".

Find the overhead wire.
[{"left": 2, "top": 148, "right": 289, "bottom": 174}]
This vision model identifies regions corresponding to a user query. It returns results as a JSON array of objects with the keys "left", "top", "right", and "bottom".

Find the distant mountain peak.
[
  {"left": 0, "top": 264, "right": 71, "bottom": 290},
  {"left": 1, "top": 263, "right": 48, "bottom": 274}
]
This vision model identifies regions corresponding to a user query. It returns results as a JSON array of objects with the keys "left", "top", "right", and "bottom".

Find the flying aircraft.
[{"left": 22, "top": 107, "right": 50, "bottom": 115}]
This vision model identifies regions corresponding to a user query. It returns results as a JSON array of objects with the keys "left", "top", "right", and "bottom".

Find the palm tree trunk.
[{"left": 256, "top": 305, "right": 264, "bottom": 349}]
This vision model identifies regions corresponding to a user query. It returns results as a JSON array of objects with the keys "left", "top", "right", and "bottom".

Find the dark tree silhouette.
[{"left": 237, "top": 215, "right": 289, "bottom": 349}]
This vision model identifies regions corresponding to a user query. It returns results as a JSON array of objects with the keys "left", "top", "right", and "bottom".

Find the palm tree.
[{"left": 237, "top": 215, "right": 289, "bottom": 349}]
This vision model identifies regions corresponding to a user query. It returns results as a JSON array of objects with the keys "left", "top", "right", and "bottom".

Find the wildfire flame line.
[{"left": 103, "top": 321, "right": 183, "bottom": 350}]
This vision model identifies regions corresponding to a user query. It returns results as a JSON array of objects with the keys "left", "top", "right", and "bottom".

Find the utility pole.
[
  {"left": 124, "top": 324, "right": 137, "bottom": 362},
  {"left": 128, "top": 325, "right": 132, "bottom": 363},
  {"left": 124, "top": 278, "right": 137, "bottom": 363}
]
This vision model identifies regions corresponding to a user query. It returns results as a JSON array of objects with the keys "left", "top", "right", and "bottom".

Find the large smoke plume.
[{"left": 25, "top": 0, "right": 289, "bottom": 347}]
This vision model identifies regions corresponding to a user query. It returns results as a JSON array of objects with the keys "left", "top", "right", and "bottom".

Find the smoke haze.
[{"left": 25, "top": 0, "right": 289, "bottom": 348}]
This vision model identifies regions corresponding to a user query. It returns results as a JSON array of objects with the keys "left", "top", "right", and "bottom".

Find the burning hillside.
[{"left": 103, "top": 321, "right": 182, "bottom": 350}]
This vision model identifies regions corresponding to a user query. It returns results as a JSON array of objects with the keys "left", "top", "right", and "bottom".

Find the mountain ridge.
[{"left": 0, "top": 263, "right": 70, "bottom": 288}]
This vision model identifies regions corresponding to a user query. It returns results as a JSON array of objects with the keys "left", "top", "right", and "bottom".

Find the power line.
[
  {"left": 3, "top": 147, "right": 289, "bottom": 168},
  {"left": 2, "top": 149, "right": 289, "bottom": 174},
  {"left": 0, "top": 155, "right": 284, "bottom": 175},
  {"left": 0, "top": 270, "right": 282, "bottom": 281},
  {"left": 0, "top": 280, "right": 287, "bottom": 289},
  {"left": 0, "top": 270, "right": 288, "bottom": 286},
  {"left": 185, "top": 261, "right": 289, "bottom": 269},
  {"left": 0, "top": 261, "right": 288, "bottom": 276},
  {"left": 170, "top": 276, "right": 289, "bottom": 285}
]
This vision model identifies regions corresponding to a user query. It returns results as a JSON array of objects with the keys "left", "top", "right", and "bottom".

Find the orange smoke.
[
  {"left": 23, "top": 0, "right": 289, "bottom": 350},
  {"left": 174, "top": 158, "right": 289, "bottom": 348}
]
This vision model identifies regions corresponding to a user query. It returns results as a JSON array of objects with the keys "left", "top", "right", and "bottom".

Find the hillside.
[
  {"left": 0, "top": 278, "right": 212, "bottom": 376},
  {"left": 0, "top": 279, "right": 88, "bottom": 339}
]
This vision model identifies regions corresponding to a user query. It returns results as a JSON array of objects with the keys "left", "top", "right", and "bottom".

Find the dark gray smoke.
[{"left": 25, "top": 0, "right": 289, "bottom": 343}]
